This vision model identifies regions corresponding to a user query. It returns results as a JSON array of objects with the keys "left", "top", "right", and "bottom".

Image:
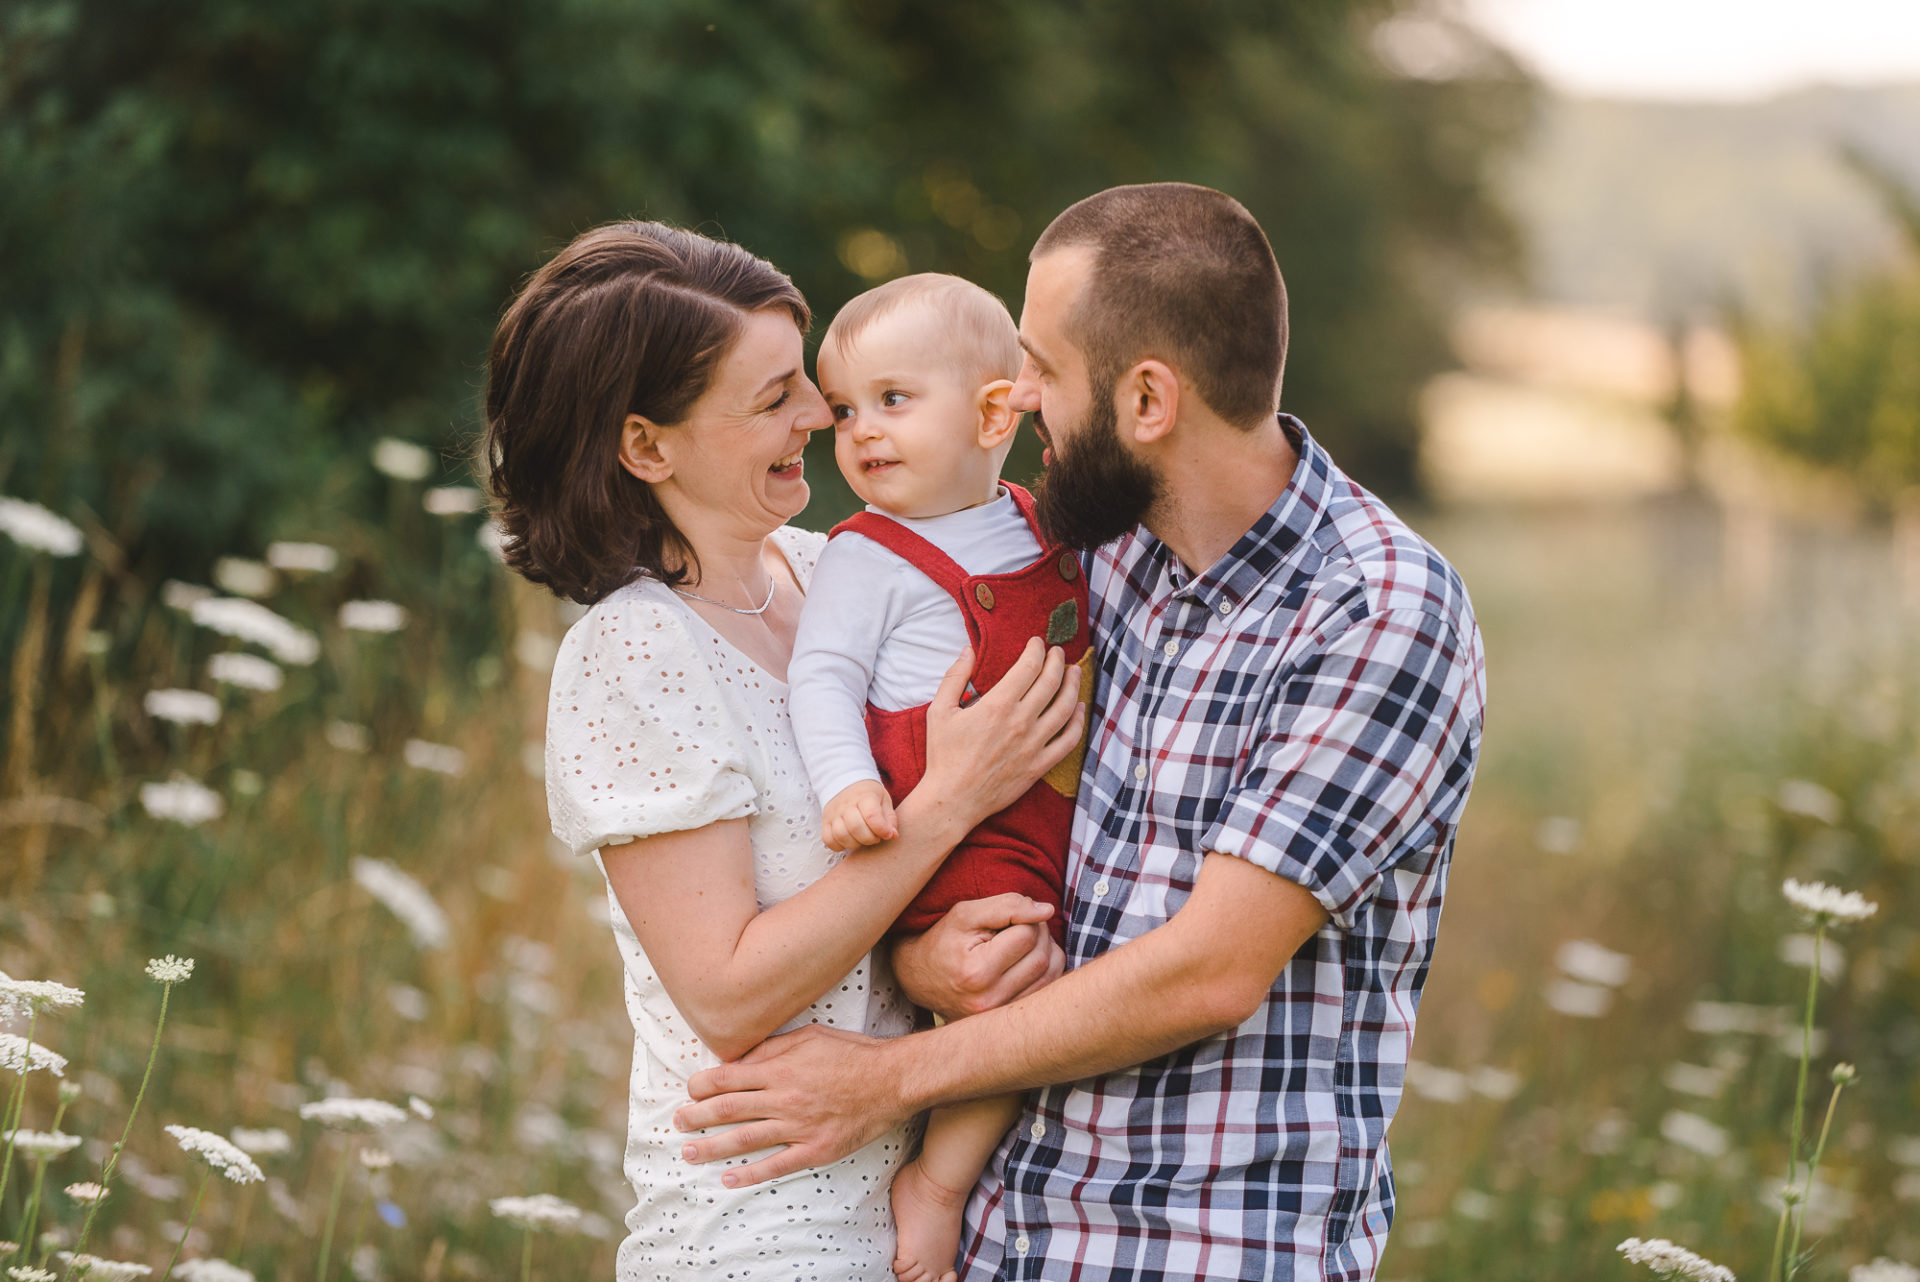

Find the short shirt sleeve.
[
  {"left": 1201, "top": 606, "right": 1482, "bottom": 930},
  {"left": 544, "top": 587, "right": 760, "bottom": 855}
]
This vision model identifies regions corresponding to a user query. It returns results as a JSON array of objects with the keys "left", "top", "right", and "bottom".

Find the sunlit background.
[{"left": 3, "top": 2, "right": 1917, "bottom": 1279}]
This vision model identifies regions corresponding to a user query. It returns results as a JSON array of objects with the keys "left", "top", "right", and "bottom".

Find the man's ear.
[
  {"left": 618, "top": 413, "right": 673, "bottom": 483},
  {"left": 975, "top": 379, "right": 1018, "bottom": 450},
  {"left": 1120, "top": 360, "right": 1179, "bottom": 445}
]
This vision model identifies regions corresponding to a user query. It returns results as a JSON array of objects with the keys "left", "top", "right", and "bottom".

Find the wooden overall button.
[
  {"left": 1058, "top": 552, "right": 1080, "bottom": 581},
  {"left": 974, "top": 583, "right": 996, "bottom": 609}
]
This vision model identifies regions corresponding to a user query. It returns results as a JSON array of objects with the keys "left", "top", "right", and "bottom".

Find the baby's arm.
[{"left": 789, "top": 537, "right": 902, "bottom": 848}]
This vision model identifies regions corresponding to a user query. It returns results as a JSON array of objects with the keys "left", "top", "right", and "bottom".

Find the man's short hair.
[
  {"left": 824, "top": 273, "right": 1022, "bottom": 389},
  {"left": 1031, "top": 183, "right": 1288, "bottom": 427}
]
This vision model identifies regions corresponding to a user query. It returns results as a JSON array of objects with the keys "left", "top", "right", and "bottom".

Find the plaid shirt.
[{"left": 957, "top": 418, "right": 1486, "bottom": 1282}]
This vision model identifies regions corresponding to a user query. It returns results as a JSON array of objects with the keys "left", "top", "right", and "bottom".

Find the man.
[{"left": 674, "top": 182, "right": 1487, "bottom": 1282}]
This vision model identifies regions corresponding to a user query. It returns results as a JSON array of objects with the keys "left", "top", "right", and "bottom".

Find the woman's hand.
[{"left": 919, "top": 640, "right": 1084, "bottom": 829}]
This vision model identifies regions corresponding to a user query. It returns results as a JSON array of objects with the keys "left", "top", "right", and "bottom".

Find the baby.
[{"left": 788, "top": 273, "right": 1090, "bottom": 1282}]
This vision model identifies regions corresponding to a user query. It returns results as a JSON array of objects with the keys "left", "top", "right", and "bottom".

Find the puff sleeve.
[{"left": 544, "top": 590, "right": 760, "bottom": 855}]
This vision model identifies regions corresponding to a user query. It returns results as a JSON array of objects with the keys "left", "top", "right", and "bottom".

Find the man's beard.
[{"left": 1032, "top": 389, "right": 1161, "bottom": 551}]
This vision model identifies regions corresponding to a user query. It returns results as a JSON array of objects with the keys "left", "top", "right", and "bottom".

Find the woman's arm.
[{"left": 603, "top": 638, "right": 1083, "bottom": 1062}]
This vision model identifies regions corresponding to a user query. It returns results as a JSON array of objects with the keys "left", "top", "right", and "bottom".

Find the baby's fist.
[{"left": 823, "top": 780, "right": 898, "bottom": 852}]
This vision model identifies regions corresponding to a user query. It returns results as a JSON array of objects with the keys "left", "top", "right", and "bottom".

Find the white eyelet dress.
[{"left": 545, "top": 526, "right": 915, "bottom": 1281}]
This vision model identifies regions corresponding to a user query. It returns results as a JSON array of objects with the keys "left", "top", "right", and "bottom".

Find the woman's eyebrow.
[{"left": 753, "top": 368, "right": 798, "bottom": 398}]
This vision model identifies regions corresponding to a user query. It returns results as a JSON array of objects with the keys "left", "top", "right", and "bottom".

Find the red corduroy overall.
[{"left": 829, "top": 483, "right": 1090, "bottom": 945}]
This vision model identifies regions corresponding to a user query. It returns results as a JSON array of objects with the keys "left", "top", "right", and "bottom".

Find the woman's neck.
[{"left": 676, "top": 525, "right": 778, "bottom": 606}]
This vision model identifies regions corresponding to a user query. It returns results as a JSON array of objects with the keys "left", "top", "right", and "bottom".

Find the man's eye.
[{"left": 881, "top": 390, "right": 907, "bottom": 408}]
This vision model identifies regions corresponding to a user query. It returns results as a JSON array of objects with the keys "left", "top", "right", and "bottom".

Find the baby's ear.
[{"left": 976, "top": 379, "right": 1018, "bottom": 450}]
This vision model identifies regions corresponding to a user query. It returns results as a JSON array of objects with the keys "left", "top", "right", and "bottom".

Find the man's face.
[{"left": 1014, "top": 249, "right": 1161, "bottom": 550}]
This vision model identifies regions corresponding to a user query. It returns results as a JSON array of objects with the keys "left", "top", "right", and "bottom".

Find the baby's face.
[{"left": 818, "top": 305, "right": 1004, "bottom": 519}]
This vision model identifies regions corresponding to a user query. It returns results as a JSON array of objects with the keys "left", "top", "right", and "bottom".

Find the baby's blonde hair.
[{"left": 824, "top": 273, "right": 1022, "bottom": 390}]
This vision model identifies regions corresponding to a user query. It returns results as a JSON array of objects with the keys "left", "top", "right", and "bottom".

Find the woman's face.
[{"left": 642, "top": 308, "right": 832, "bottom": 540}]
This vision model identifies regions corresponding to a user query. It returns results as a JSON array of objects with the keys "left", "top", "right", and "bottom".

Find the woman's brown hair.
[{"left": 483, "top": 221, "right": 810, "bottom": 604}]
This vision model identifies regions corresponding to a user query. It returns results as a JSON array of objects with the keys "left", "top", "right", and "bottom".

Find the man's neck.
[{"left": 1143, "top": 415, "right": 1300, "bottom": 577}]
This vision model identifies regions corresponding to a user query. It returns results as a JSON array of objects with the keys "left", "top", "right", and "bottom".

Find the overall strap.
[
  {"left": 1000, "top": 482, "right": 1046, "bottom": 545},
  {"left": 829, "top": 511, "right": 976, "bottom": 612}
]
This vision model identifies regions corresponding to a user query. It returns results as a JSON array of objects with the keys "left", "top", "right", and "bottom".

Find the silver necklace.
[{"left": 674, "top": 576, "right": 777, "bottom": 616}]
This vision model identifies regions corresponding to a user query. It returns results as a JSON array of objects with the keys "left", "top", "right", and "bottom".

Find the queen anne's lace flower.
[
  {"left": 350, "top": 858, "right": 450, "bottom": 949},
  {"left": 188, "top": 598, "right": 319, "bottom": 666},
  {"left": 208, "top": 652, "right": 283, "bottom": 693},
  {"left": 53, "top": 1254, "right": 152, "bottom": 1280},
  {"left": 62, "top": 1183, "right": 106, "bottom": 1203},
  {"left": 265, "top": 541, "right": 337, "bottom": 574},
  {"left": 489, "top": 1193, "right": 585, "bottom": 1231},
  {"left": 138, "top": 779, "right": 224, "bottom": 826},
  {"left": 172, "top": 1262, "right": 255, "bottom": 1282},
  {"left": 142, "top": 689, "right": 221, "bottom": 727},
  {"left": 1782, "top": 879, "right": 1878, "bottom": 925},
  {"left": 211, "top": 558, "right": 277, "bottom": 599},
  {"left": 423, "top": 486, "right": 485, "bottom": 516},
  {"left": 0, "top": 1036, "right": 67, "bottom": 1077},
  {"left": 1850, "top": 1261, "right": 1919, "bottom": 1282},
  {"left": 0, "top": 977, "right": 85, "bottom": 1018},
  {"left": 10, "top": 1265, "right": 58, "bottom": 1282},
  {"left": 145, "top": 956, "right": 196, "bottom": 985},
  {"left": 371, "top": 438, "right": 433, "bottom": 481},
  {"left": 228, "top": 1128, "right": 292, "bottom": 1157},
  {"left": 0, "top": 497, "right": 84, "bottom": 557},
  {"left": 4, "top": 1130, "right": 82, "bottom": 1160},
  {"left": 339, "top": 600, "right": 407, "bottom": 633},
  {"left": 298, "top": 1098, "right": 406, "bottom": 1130},
  {"left": 164, "top": 1125, "right": 264, "bottom": 1184},
  {"left": 402, "top": 740, "right": 465, "bottom": 777},
  {"left": 1618, "top": 1237, "right": 1736, "bottom": 1282}
]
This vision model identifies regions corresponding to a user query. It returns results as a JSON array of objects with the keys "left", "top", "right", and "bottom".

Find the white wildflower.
[
  {"left": 161, "top": 581, "right": 214, "bottom": 612},
  {"left": 143, "top": 689, "right": 221, "bottom": 727},
  {"left": 1544, "top": 978, "right": 1612, "bottom": 1018},
  {"left": 1618, "top": 1238, "right": 1735, "bottom": 1282},
  {"left": 4, "top": 1130, "right": 82, "bottom": 1160},
  {"left": 1780, "top": 933, "right": 1846, "bottom": 982},
  {"left": 402, "top": 740, "right": 465, "bottom": 777},
  {"left": 139, "top": 778, "right": 224, "bottom": 826},
  {"left": 298, "top": 1098, "right": 407, "bottom": 1130},
  {"left": 1660, "top": 1110, "right": 1730, "bottom": 1158},
  {"left": 350, "top": 858, "right": 450, "bottom": 949},
  {"left": 423, "top": 486, "right": 484, "bottom": 516},
  {"left": 476, "top": 519, "right": 508, "bottom": 563},
  {"left": 1404, "top": 1061, "right": 1471, "bottom": 1103},
  {"left": 356, "top": 1148, "right": 393, "bottom": 1170},
  {"left": 208, "top": 652, "right": 283, "bottom": 693},
  {"left": 1663, "top": 1063, "right": 1727, "bottom": 1099},
  {"left": 10, "top": 1266, "right": 57, "bottom": 1282},
  {"left": 62, "top": 1183, "right": 106, "bottom": 1203},
  {"left": 1776, "top": 778, "right": 1843, "bottom": 823},
  {"left": 1469, "top": 1066, "right": 1522, "bottom": 1100},
  {"left": 165, "top": 1125, "right": 264, "bottom": 1184},
  {"left": 265, "top": 541, "right": 338, "bottom": 574},
  {"left": 339, "top": 600, "right": 407, "bottom": 633},
  {"left": 386, "top": 984, "right": 429, "bottom": 1021},
  {"left": 514, "top": 631, "right": 558, "bottom": 672},
  {"left": 188, "top": 597, "right": 319, "bottom": 666},
  {"left": 1535, "top": 815, "right": 1581, "bottom": 854},
  {"left": 406, "top": 1096, "right": 433, "bottom": 1121},
  {"left": 0, "top": 497, "right": 84, "bottom": 557},
  {"left": 52, "top": 1255, "right": 151, "bottom": 1280},
  {"left": 0, "top": 1036, "right": 66, "bottom": 1077},
  {"left": 1685, "top": 1001, "right": 1786, "bottom": 1036},
  {"left": 145, "top": 956, "right": 195, "bottom": 985},
  {"left": 1555, "top": 939, "right": 1631, "bottom": 988},
  {"left": 1452, "top": 1189, "right": 1495, "bottom": 1221},
  {"left": 211, "top": 558, "right": 277, "bottom": 599},
  {"left": 1782, "top": 879, "right": 1877, "bottom": 925},
  {"left": 0, "top": 977, "right": 85, "bottom": 1015},
  {"left": 1851, "top": 1261, "right": 1919, "bottom": 1282},
  {"left": 172, "top": 1263, "right": 254, "bottom": 1282},
  {"left": 489, "top": 1193, "right": 585, "bottom": 1232},
  {"left": 325, "top": 721, "right": 372, "bottom": 753},
  {"left": 0, "top": 1245, "right": 15, "bottom": 1260},
  {"left": 228, "top": 1127, "right": 291, "bottom": 1157},
  {"left": 372, "top": 438, "right": 434, "bottom": 481}
]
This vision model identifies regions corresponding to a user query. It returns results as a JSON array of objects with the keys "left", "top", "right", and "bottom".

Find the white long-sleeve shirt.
[{"left": 788, "top": 488, "right": 1045, "bottom": 805}]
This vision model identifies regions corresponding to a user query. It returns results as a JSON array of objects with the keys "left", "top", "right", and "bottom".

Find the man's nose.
[{"left": 1008, "top": 362, "right": 1042, "bottom": 414}]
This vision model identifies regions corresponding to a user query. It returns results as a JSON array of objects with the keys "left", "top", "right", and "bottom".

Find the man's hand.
[
  {"left": 821, "top": 779, "right": 898, "bottom": 852},
  {"left": 892, "top": 894, "right": 1064, "bottom": 1021},
  {"left": 674, "top": 1025, "right": 907, "bottom": 1187}
]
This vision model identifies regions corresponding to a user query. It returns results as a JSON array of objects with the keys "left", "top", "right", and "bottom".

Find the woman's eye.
[
  {"left": 766, "top": 389, "right": 792, "bottom": 412},
  {"left": 881, "top": 390, "right": 907, "bottom": 408}
]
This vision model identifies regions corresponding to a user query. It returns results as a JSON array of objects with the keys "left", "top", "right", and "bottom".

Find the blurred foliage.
[
  {"left": 1733, "top": 159, "right": 1920, "bottom": 510},
  {"left": 1, "top": 0, "right": 1532, "bottom": 585}
]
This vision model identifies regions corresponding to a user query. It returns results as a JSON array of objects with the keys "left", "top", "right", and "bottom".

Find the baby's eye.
[
  {"left": 830, "top": 403, "right": 854, "bottom": 421},
  {"left": 880, "top": 390, "right": 908, "bottom": 408}
]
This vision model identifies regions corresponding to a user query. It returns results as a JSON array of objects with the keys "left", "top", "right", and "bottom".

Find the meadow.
[{"left": 2, "top": 460, "right": 1916, "bottom": 1281}]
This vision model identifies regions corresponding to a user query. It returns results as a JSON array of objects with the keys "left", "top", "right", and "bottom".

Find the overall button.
[
  {"left": 975, "top": 583, "right": 996, "bottom": 609},
  {"left": 1093, "top": 879, "right": 1110, "bottom": 898},
  {"left": 1058, "top": 552, "right": 1080, "bottom": 581},
  {"left": 1162, "top": 638, "right": 1179, "bottom": 657},
  {"left": 1133, "top": 763, "right": 1148, "bottom": 781},
  {"left": 1014, "top": 1236, "right": 1031, "bottom": 1255},
  {"left": 1029, "top": 1120, "right": 1047, "bottom": 1139}
]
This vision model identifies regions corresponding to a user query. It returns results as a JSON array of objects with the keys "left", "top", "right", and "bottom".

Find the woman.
[{"left": 483, "top": 221, "right": 1081, "bottom": 1280}]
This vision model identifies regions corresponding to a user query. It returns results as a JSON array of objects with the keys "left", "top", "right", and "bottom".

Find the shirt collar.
[{"left": 1149, "top": 414, "right": 1331, "bottom": 615}]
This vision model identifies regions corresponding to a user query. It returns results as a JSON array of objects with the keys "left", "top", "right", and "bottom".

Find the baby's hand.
[{"left": 822, "top": 780, "right": 899, "bottom": 852}]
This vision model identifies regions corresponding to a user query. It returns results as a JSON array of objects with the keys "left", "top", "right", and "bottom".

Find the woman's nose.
[{"left": 795, "top": 379, "right": 833, "bottom": 434}]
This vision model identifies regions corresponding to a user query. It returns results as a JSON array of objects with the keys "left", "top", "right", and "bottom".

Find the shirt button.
[
  {"left": 1133, "top": 763, "right": 1148, "bottom": 781},
  {"left": 1029, "top": 1119, "right": 1046, "bottom": 1139},
  {"left": 1218, "top": 600, "right": 1232, "bottom": 615},
  {"left": 1162, "top": 638, "right": 1180, "bottom": 657},
  {"left": 1093, "top": 880, "right": 1110, "bottom": 898},
  {"left": 1015, "top": 1236, "right": 1031, "bottom": 1255}
]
